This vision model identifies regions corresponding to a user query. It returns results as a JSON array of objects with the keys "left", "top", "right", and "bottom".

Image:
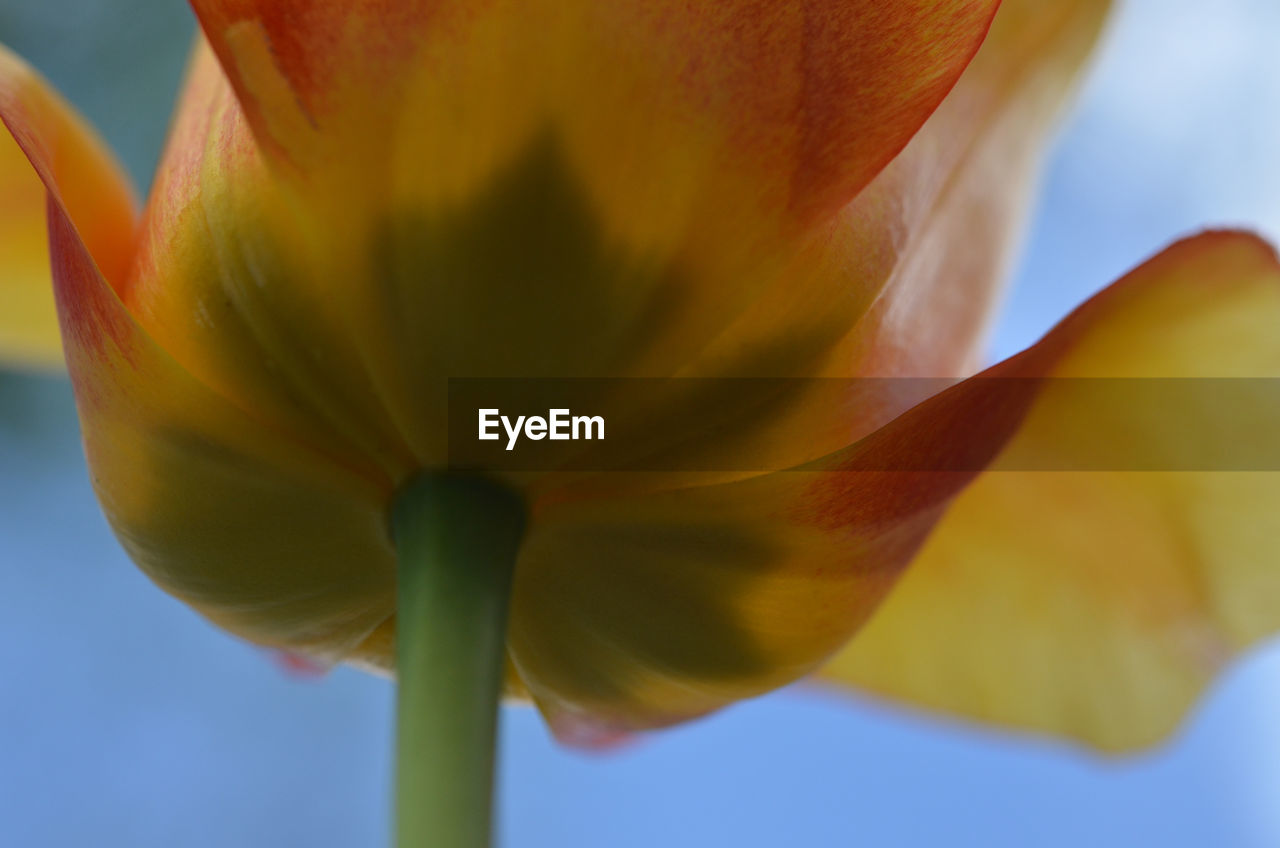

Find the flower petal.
[
  {"left": 505, "top": 353, "right": 1052, "bottom": 737},
  {"left": 49, "top": 196, "right": 399, "bottom": 662},
  {"left": 506, "top": 232, "right": 1280, "bottom": 740},
  {"left": 0, "top": 45, "right": 401, "bottom": 660},
  {"left": 148, "top": 2, "right": 1096, "bottom": 493},
  {"left": 0, "top": 127, "right": 58, "bottom": 369},
  {"left": 820, "top": 232, "right": 1280, "bottom": 751},
  {"left": 175, "top": 2, "right": 1004, "bottom": 436},
  {"left": 123, "top": 39, "right": 420, "bottom": 482},
  {"left": 0, "top": 45, "right": 137, "bottom": 369},
  {"left": 7, "top": 47, "right": 522, "bottom": 694},
  {"left": 189, "top": 0, "right": 999, "bottom": 220},
  {"left": 839, "top": 0, "right": 1113, "bottom": 378},
  {"left": 642, "top": 0, "right": 1115, "bottom": 474}
]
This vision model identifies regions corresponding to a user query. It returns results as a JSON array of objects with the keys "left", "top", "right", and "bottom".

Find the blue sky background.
[{"left": 2, "top": 1, "right": 1280, "bottom": 846}]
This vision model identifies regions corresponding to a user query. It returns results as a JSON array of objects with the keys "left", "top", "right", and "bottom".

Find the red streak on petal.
[
  {"left": 271, "top": 650, "right": 330, "bottom": 679},
  {"left": 46, "top": 199, "right": 140, "bottom": 394},
  {"left": 547, "top": 710, "right": 640, "bottom": 754}
]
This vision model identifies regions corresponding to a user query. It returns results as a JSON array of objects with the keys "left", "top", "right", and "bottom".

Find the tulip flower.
[{"left": 4, "top": 0, "right": 1280, "bottom": 845}]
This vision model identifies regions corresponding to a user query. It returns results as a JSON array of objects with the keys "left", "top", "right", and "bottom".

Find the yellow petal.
[
  {"left": 505, "top": 361, "right": 1060, "bottom": 737},
  {"left": 0, "top": 127, "right": 57, "bottom": 369},
  {"left": 125, "top": 39, "right": 420, "bottom": 483},
  {"left": 821, "top": 232, "right": 1280, "bottom": 751},
  {"left": 0, "top": 44, "right": 137, "bottom": 370},
  {"left": 147, "top": 4, "right": 1002, "bottom": 479},
  {"left": 839, "top": 0, "right": 1114, "bottom": 378},
  {"left": 642, "top": 0, "right": 1115, "bottom": 478},
  {"left": 0, "top": 41, "right": 399, "bottom": 665},
  {"left": 113, "top": 5, "right": 1115, "bottom": 730},
  {"left": 134, "top": 1, "right": 1097, "bottom": 497},
  {"left": 189, "top": 0, "right": 999, "bottom": 220},
  {"left": 51, "top": 196, "right": 399, "bottom": 663}
]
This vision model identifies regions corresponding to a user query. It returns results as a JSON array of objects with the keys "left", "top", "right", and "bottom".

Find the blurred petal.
[
  {"left": 49, "top": 197, "right": 398, "bottom": 662},
  {"left": 821, "top": 232, "right": 1280, "bottom": 751},
  {"left": 506, "top": 357, "right": 1050, "bottom": 737},
  {"left": 0, "top": 44, "right": 136, "bottom": 369},
  {"left": 0, "top": 128, "right": 57, "bottom": 368},
  {"left": 0, "top": 50, "right": 400, "bottom": 661},
  {"left": 189, "top": 0, "right": 998, "bottom": 218},
  {"left": 841, "top": 0, "right": 1114, "bottom": 378},
  {"left": 272, "top": 650, "right": 330, "bottom": 679},
  {"left": 158, "top": 4, "right": 1001, "bottom": 478},
  {"left": 124, "top": 39, "right": 418, "bottom": 483},
  {"left": 652, "top": 0, "right": 1114, "bottom": 475}
]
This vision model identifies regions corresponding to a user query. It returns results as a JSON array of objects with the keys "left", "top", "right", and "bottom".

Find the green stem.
[{"left": 392, "top": 474, "right": 526, "bottom": 848}]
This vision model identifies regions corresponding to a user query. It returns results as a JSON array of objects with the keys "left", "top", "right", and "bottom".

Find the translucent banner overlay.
[{"left": 445, "top": 378, "right": 1280, "bottom": 472}]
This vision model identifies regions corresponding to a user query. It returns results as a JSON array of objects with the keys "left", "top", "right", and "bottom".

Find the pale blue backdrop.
[{"left": 2, "top": 1, "right": 1279, "bottom": 846}]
